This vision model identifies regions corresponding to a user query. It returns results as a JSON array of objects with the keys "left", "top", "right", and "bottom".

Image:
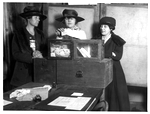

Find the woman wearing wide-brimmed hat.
[
  {"left": 97, "top": 16, "right": 130, "bottom": 111},
  {"left": 10, "top": 6, "right": 47, "bottom": 87},
  {"left": 55, "top": 9, "right": 87, "bottom": 40}
]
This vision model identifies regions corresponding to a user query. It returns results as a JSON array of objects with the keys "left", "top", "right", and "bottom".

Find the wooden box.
[
  {"left": 34, "top": 58, "right": 56, "bottom": 84},
  {"left": 34, "top": 39, "right": 113, "bottom": 89},
  {"left": 54, "top": 39, "right": 112, "bottom": 88}
]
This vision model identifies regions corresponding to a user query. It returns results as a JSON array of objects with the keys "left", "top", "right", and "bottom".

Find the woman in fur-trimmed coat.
[{"left": 99, "top": 16, "right": 130, "bottom": 111}]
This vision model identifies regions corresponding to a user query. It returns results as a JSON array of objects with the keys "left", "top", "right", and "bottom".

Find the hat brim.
[
  {"left": 19, "top": 12, "right": 47, "bottom": 20},
  {"left": 56, "top": 16, "right": 84, "bottom": 23}
]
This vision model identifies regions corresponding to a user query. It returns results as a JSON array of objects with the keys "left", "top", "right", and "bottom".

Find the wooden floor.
[
  {"left": 128, "top": 86, "right": 147, "bottom": 112},
  {"left": 130, "top": 101, "right": 147, "bottom": 111}
]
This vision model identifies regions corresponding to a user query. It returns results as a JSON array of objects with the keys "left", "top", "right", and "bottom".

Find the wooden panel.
[
  {"left": 57, "top": 59, "right": 113, "bottom": 88},
  {"left": 34, "top": 58, "right": 56, "bottom": 85}
]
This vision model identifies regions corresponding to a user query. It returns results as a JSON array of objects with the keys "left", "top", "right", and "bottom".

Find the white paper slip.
[
  {"left": 48, "top": 96, "right": 76, "bottom": 107},
  {"left": 71, "top": 92, "right": 83, "bottom": 97},
  {"left": 65, "top": 97, "right": 91, "bottom": 110},
  {"left": 3, "top": 100, "right": 13, "bottom": 106}
]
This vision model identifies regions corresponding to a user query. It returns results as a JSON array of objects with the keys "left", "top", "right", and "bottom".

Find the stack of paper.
[{"left": 48, "top": 96, "right": 91, "bottom": 110}]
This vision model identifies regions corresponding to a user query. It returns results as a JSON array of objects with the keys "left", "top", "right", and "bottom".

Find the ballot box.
[
  {"left": 34, "top": 38, "right": 113, "bottom": 89},
  {"left": 53, "top": 39, "right": 112, "bottom": 88}
]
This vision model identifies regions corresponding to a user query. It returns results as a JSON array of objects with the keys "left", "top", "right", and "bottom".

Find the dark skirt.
[{"left": 105, "top": 61, "right": 130, "bottom": 111}]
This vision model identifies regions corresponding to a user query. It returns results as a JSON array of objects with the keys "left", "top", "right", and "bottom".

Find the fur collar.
[{"left": 111, "top": 32, "right": 126, "bottom": 47}]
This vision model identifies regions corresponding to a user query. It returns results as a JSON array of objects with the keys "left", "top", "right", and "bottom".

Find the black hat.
[
  {"left": 19, "top": 6, "right": 47, "bottom": 20},
  {"left": 56, "top": 9, "right": 84, "bottom": 23},
  {"left": 100, "top": 17, "right": 116, "bottom": 30}
]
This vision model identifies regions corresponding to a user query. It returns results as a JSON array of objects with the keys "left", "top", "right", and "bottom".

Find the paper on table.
[
  {"left": 71, "top": 92, "right": 83, "bottom": 97},
  {"left": 3, "top": 100, "right": 13, "bottom": 106},
  {"left": 48, "top": 96, "right": 76, "bottom": 107},
  {"left": 65, "top": 97, "right": 91, "bottom": 110},
  {"left": 47, "top": 96, "right": 91, "bottom": 110}
]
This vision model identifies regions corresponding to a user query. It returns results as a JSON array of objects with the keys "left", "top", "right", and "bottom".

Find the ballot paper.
[
  {"left": 48, "top": 96, "right": 76, "bottom": 107},
  {"left": 48, "top": 96, "right": 91, "bottom": 110},
  {"left": 77, "top": 47, "right": 91, "bottom": 58},
  {"left": 71, "top": 92, "right": 83, "bottom": 97},
  {"left": 65, "top": 97, "right": 91, "bottom": 110},
  {"left": 3, "top": 100, "right": 13, "bottom": 106}
]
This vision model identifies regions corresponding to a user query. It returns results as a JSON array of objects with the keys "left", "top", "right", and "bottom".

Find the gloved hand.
[{"left": 33, "top": 50, "right": 43, "bottom": 58}]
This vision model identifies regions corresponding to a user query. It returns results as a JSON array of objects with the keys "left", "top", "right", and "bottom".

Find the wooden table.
[{"left": 3, "top": 82, "right": 103, "bottom": 111}]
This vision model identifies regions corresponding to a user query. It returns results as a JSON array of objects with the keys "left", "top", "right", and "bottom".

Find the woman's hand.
[
  {"left": 112, "top": 52, "right": 116, "bottom": 57},
  {"left": 55, "top": 29, "right": 61, "bottom": 36},
  {"left": 33, "top": 50, "right": 43, "bottom": 58},
  {"left": 56, "top": 28, "right": 66, "bottom": 36}
]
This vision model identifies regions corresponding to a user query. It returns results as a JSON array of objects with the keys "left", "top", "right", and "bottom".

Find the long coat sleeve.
[
  {"left": 104, "top": 33, "right": 130, "bottom": 111},
  {"left": 12, "top": 32, "right": 33, "bottom": 64}
]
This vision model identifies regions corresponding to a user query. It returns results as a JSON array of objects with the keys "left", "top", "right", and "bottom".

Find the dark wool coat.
[
  {"left": 11, "top": 27, "right": 47, "bottom": 87},
  {"left": 103, "top": 32, "right": 130, "bottom": 111}
]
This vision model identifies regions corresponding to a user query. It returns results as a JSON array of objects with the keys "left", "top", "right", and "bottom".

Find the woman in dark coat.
[
  {"left": 99, "top": 17, "right": 130, "bottom": 111},
  {"left": 10, "top": 6, "right": 47, "bottom": 87}
]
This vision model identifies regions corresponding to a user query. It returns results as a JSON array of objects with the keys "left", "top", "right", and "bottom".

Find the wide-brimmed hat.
[
  {"left": 56, "top": 9, "right": 84, "bottom": 23},
  {"left": 19, "top": 6, "right": 47, "bottom": 20},
  {"left": 100, "top": 17, "right": 116, "bottom": 30}
]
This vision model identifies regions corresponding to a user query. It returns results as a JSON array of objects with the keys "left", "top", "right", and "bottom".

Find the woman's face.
[
  {"left": 100, "top": 24, "right": 111, "bottom": 36},
  {"left": 64, "top": 17, "right": 76, "bottom": 28},
  {"left": 28, "top": 16, "right": 40, "bottom": 27}
]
